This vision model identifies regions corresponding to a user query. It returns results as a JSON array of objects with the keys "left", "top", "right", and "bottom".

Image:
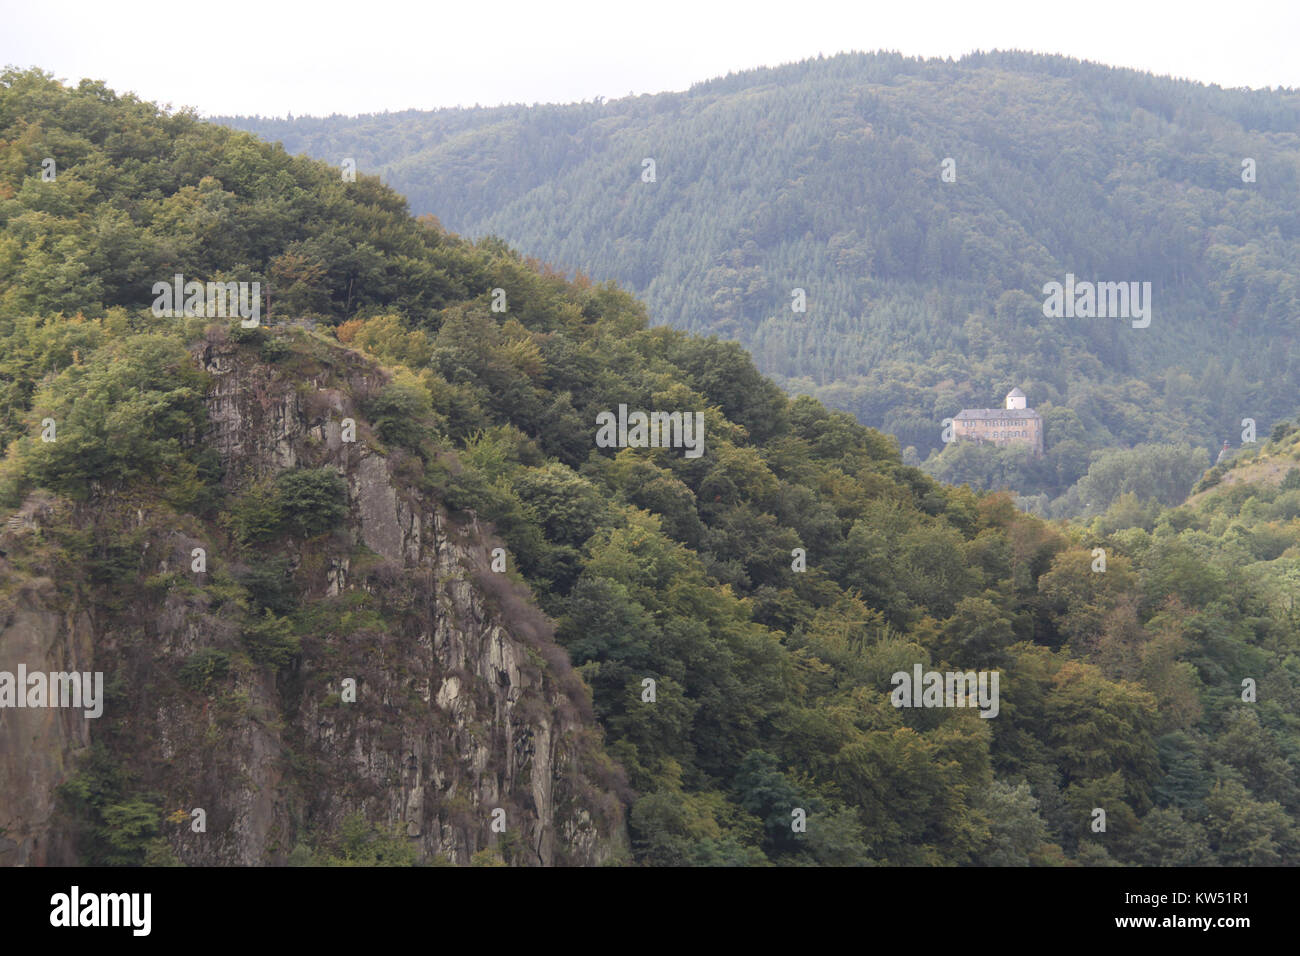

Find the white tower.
[{"left": 1006, "top": 387, "right": 1026, "bottom": 410}]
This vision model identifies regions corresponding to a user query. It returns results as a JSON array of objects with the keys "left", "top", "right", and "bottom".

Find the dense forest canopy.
[
  {"left": 220, "top": 50, "right": 1300, "bottom": 517},
  {"left": 3, "top": 67, "right": 1299, "bottom": 866}
]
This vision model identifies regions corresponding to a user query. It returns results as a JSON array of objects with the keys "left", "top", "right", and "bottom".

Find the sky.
[{"left": 3, "top": 0, "right": 1298, "bottom": 117}]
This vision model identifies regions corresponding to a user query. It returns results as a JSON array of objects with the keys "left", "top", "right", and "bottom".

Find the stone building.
[{"left": 953, "top": 388, "right": 1044, "bottom": 455}]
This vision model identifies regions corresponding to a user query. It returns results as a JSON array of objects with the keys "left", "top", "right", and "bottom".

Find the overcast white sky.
[{"left": 3, "top": 0, "right": 1297, "bottom": 117}]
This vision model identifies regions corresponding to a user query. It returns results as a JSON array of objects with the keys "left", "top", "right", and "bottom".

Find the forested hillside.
[
  {"left": 220, "top": 51, "right": 1300, "bottom": 515},
  {"left": 3, "top": 68, "right": 1299, "bottom": 866}
]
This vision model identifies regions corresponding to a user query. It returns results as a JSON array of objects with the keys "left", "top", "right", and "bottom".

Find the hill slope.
[{"left": 220, "top": 51, "right": 1300, "bottom": 512}]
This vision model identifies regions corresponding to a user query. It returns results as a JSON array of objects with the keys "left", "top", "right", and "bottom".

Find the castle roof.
[
  {"left": 1006, "top": 387, "right": 1025, "bottom": 398},
  {"left": 955, "top": 408, "right": 1040, "bottom": 420}
]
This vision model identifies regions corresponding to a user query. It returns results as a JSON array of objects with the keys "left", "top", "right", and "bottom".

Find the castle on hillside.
[{"left": 953, "top": 388, "right": 1044, "bottom": 455}]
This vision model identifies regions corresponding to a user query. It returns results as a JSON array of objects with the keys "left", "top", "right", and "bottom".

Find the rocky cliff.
[{"left": 0, "top": 324, "right": 628, "bottom": 866}]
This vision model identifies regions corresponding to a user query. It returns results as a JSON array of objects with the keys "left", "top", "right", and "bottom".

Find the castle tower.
[{"left": 952, "top": 388, "right": 1044, "bottom": 456}]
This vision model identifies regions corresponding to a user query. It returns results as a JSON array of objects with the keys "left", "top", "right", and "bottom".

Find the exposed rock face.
[
  {"left": 0, "top": 329, "right": 626, "bottom": 866},
  {"left": 0, "top": 587, "right": 93, "bottom": 867}
]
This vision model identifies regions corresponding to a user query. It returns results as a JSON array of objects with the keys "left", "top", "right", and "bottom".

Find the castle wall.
[{"left": 953, "top": 413, "right": 1044, "bottom": 455}]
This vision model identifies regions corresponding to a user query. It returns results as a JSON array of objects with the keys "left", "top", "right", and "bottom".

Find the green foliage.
[
  {"left": 258, "top": 335, "right": 291, "bottom": 363},
  {"left": 1074, "top": 444, "right": 1211, "bottom": 512},
  {"left": 241, "top": 609, "right": 300, "bottom": 667},
  {"left": 237, "top": 556, "right": 296, "bottom": 615},
  {"left": 363, "top": 377, "right": 437, "bottom": 452},
  {"left": 178, "top": 648, "right": 232, "bottom": 691},
  {"left": 274, "top": 468, "right": 348, "bottom": 536},
  {"left": 55, "top": 745, "right": 168, "bottom": 866},
  {"left": 315, "top": 813, "right": 418, "bottom": 866},
  {"left": 977, "top": 781, "right": 1051, "bottom": 866},
  {"left": 733, "top": 751, "right": 815, "bottom": 857},
  {"left": 627, "top": 788, "right": 760, "bottom": 867},
  {"left": 100, "top": 798, "right": 165, "bottom": 865},
  {"left": 231, "top": 469, "right": 347, "bottom": 543},
  {"left": 925, "top": 440, "right": 1210, "bottom": 520},
  {"left": 230, "top": 483, "right": 285, "bottom": 544},
  {"left": 1271, "top": 421, "right": 1298, "bottom": 443},
  {"left": 285, "top": 843, "right": 316, "bottom": 866},
  {"left": 2, "top": 335, "right": 210, "bottom": 506}
]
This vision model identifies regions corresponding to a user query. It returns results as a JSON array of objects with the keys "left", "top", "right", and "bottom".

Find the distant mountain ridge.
[{"left": 217, "top": 51, "right": 1300, "bottom": 513}]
